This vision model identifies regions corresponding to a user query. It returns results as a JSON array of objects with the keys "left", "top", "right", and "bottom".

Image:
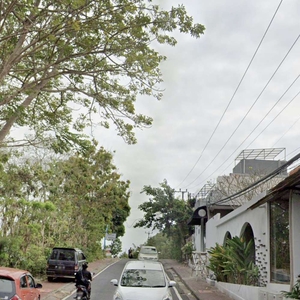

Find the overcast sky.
[{"left": 96, "top": 0, "right": 300, "bottom": 252}]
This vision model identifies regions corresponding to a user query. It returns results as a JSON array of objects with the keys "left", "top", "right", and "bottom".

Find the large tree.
[
  {"left": 30, "top": 142, "right": 131, "bottom": 251},
  {"left": 0, "top": 144, "right": 130, "bottom": 271},
  {"left": 0, "top": 0, "right": 205, "bottom": 151},
  {"left": 134, "top": 179, "right": 192, "bottom": 258}
]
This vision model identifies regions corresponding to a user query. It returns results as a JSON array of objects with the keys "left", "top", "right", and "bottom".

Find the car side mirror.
[
  {"left": 169, "top": 281, "right": 176, "bottom": 287},
  {"left": 36, "top": 283, "right": 43, "bottom": 289},
  {"left": 110, "top": 279, "right": 118, "bottom": 286}
]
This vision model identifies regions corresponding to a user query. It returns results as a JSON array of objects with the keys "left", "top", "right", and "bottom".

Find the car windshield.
[
  {"left": 0, "top": 277, "right": 15, "bottom": 297},
  {"left": 120, "top": 269, "right": 166, "bottom": 287},
  {"left": 140, "top": 247, "right": 157, "bottom": 254},
  {"left": 50, "top": 249, "right": 75, "bottom": 261}
]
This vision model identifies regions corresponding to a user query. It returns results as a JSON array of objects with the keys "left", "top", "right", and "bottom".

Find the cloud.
[{"left": 101, "top": 0, "right": 300, "bottom": 251}]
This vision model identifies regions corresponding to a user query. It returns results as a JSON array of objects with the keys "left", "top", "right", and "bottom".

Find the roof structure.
[
  {"left": 195, "top": 183, "right": 215, "bottom": 200},
  {"left": 249, "top": 166, "right": 300, "bottom": 209},
  {"left": 235, "top": 148, "right": 286, "bottom": 164}
]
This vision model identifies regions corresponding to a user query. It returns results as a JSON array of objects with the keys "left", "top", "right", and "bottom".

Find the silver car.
[
  {"left": 137, "top": 246, "right": 159, "bottom": 261},
  {"left": 110, "top": 260, "right": 176, "bottom": 300}
]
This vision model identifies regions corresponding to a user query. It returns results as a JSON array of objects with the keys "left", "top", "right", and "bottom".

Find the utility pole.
[
  {"left": 103, "top": 225, "right": 109, "bottom": 249},
  {"left": 174, "top": 188, "right": 188, "bottom": 200},
  {"left": 145, "top": 231, "right": 151, "bottom": 241}
]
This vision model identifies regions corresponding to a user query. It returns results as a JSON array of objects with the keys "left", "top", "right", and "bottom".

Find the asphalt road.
[{"left": 65, "top": 259, "right": 182, "bottom": 300}]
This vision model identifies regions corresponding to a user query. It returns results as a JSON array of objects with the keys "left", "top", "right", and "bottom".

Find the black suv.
[{"left": 46, "top": 247, "right": 87, "bottom": 281}]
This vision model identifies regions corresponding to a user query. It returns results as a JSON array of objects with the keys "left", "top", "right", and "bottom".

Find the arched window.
[
  {"left": 223, "top": 231, "right": 232, "bottom": 247},
  {"left": 270, "top": 200, "right": 290, "bottom": 283},
  {"left": 240, "top": 222, "right": 255, "bottom": 263}
]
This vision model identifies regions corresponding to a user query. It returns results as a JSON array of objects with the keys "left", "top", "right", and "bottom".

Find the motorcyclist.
[{"left": 75, "top": 262, "right": 92, "bottom": 299}]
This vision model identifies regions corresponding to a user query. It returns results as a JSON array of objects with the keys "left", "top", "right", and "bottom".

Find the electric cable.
[
  {"left": 189, "top": 73, "right": 300, "bottom": 192},
  {"left": 175, "top": 0, "right": 284, "bottom": 189},
  {"left": 287, "top": 146, "right": 300, "bottom": 158},
  {"left": 209, "top": 151, "right": 300, "bottom": 206},
  {"left": 185, "top": 32, "right": 300, "bottom": 189},
  {"left": 245, "top": 87, "right": 300, "bottom": 149},
  {"left": 193, "top": 146, "right": 300, "bottom": 203},
  {"left": 272, "top": 115, "right": 300, "bottom": 147}
]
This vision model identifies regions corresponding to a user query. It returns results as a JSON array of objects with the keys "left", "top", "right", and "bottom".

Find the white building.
[{"left": 188, "top": 148, "right": 300, "bottom": 299}]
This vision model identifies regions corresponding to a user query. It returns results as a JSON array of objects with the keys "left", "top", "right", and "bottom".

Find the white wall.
[
  {"left": 197, "top": 189, "right": 300, "bottom": 297},
  {"left": 216, "top": 282, "right": 261, "bottom": 300},
  {"left": 206, "top": 194, "right": 268, "bottom": 250},
  {"left": 203, "top": 191, "right": 300, "bottom": 296},
  {"left": 291, "top": 192, "right": 300, "bottom": 284},
  {"left": 194, "top": 225, "right": 201, "bottom": 252},
  {"left": 206, "top": 193, "right": 270, "bottom": 285}
]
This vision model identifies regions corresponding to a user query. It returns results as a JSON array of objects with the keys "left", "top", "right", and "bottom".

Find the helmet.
[{"left": 82, "top": 262, "right": 88, "bottom": 269}]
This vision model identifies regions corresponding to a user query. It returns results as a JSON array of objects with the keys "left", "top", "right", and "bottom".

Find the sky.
[
  {"left": 96, "top": 0, "right": 300, "bottom": 252},
  {"left": 93, "top": 0, "right": 300, "bottom": 252}
]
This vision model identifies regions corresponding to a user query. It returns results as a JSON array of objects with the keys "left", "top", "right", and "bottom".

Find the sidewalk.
[
  {"left": 161, "top": 259, "right": 232, "bottom": 300},
  {"left": 41, "top": 258, "right": 232, "bottom": 300}
]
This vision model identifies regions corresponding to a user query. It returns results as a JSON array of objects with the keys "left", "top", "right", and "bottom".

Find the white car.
[
  {"left": 110, "top": 260, "right": 176, "bottom": 300},
  {"left": 138, "top": 245, "right": 159, "bottom": 261}
]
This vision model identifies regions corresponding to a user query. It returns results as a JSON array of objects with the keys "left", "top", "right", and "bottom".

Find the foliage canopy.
[
  {"left": 134, "top": 179, "right": 193, "bottom": 258},
  {"left": 0, "top": 0, "right": 205, "bottom": 152},
  {"left": 0, "top": 144, "right": 130, "bottom": 274}
]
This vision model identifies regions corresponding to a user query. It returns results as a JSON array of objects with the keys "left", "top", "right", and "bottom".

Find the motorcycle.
[{"left": 74, "top": 283, "right": 90, "bottom": 300}]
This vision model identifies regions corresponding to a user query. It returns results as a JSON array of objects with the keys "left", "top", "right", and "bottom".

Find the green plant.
[
  {"left": 207, "top": 236, "right": 260, "bottom": 286},
  {"left": 207, "top": 243, "right": 228, "bottom": 282},
  {"left": 281, "top": 281, "right": 300, "bottom": 299},
  {"left": 110, "top": 238, "right": 122, "bottom": 257},
  {"left": 181, "top": 242, "right": 195, "bottom": 261}
]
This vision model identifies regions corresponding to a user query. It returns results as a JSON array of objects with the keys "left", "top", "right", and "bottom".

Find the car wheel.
[{"left": 47, "top": 276, "right": 54, "bottom": 282}]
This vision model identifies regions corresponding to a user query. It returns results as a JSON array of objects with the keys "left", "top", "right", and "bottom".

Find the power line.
[
  {"left": 272, "top": 115, "right": 300, "bottom": 147},
  {"left": 186, "top": 32, "right": 299, "bottom": 190},
  {"left": 210, "top": 151, "right": 300, "bottom": 206},
  {"left": 189, "top": 75, "right": 300, "bottom": 191},
  {"left": 246, "top": 87, "right": 300, "bottom": 149},
  {"left": 286, "top": 146, "right": 300, "bottom": 158},
  {"left": 177, "top": 0, "right": 284, "bottom": 189}
]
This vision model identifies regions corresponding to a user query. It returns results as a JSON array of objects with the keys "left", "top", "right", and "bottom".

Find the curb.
[
  {"left": 167, "top": 267, "right": 200, "bottom": 300},
  {"left": 44, "top": 282, "right": 75, "bottom": 300}
]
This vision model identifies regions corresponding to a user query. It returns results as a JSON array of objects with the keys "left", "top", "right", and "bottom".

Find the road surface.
[{"left": 65, "top": 259, "right": 182, "bottom": 300}]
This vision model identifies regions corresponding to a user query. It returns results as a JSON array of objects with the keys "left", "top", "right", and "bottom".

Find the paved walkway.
[
  {"left": 41, "top": 258, "right": 232, "bottom": 300},
  {"left": 161, "top": 259, "right": 231, "bottom": 300}
]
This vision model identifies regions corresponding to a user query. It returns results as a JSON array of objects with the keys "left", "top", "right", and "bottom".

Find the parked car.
[
  {"left": 138, "top": 245, "right": 159, "bottom": 261},
  {"left": 110, "top": 260, "right": 176, "bottom": 300},
  {"left": 0, "top": 267, "right": 43, "bottom": 300},
  {"left": 46, "top": 247, "right": 87, "bottom": 281}
]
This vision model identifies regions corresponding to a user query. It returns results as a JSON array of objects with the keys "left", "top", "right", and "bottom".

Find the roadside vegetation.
[
  {"left": 0, "top": 144, "right": 130, "bottom": 276},
  {"left": 0, "top": 0, "right": 204, "bottom": 277},
  {"left": 207, "top": 236, "right": 260, "bottom": 286},
  {"left": 134, "top": 180, "right": 195, "bottom": 261}
]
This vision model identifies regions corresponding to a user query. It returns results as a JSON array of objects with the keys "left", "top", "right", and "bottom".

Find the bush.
[
  {"left": 21, "top": 245, "right": 47, "bottom": 276},
  {"left": 0, "top": 237, "right": 23, "bottom": 268},
  {"left": 181, "top": 241, "right": 194, "bottom": 261},
  {"left": 207, "top": 236, "right": 260, "bottom": 286},
  {"left": 281, "top": 280, "right": 300, "bottom": 299}
]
